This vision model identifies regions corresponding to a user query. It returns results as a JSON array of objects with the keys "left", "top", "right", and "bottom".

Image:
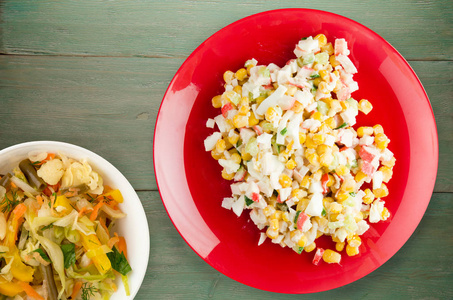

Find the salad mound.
[
  {"left": 204, "top": 34, "right": 396, "bottom": 265},
  {"left": 0, "top": 152, "right": 131, "bottom": 299}
]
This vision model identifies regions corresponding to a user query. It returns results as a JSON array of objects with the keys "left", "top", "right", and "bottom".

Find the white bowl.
[{"left": 0, "top": 141, "right": 149, "bottom": 300}]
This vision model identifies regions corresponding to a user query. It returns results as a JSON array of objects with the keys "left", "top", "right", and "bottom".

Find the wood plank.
[
  {"left": 137, "top": 191, "right": 452, "bottom": 299},
  {"left": 0, "top": 0, "right": 452, "bottom": 60},
  {"left": 0, "top": 56, "right": 451, "bottom": 191}
]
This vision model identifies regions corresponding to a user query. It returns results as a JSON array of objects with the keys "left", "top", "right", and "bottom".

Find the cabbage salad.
[
  {"left": 0, "top": 152, "right": 131, "bottom": 299},
  {"left": 204, "top": 34, "right": 396, "bottom": 265}
]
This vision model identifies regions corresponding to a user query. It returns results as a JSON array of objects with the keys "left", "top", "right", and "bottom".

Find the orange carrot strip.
[
  {"left": 17, "top": 281, "right": 44, "bottom": 300},
  {"left": 12, "top": 203, "right": 27, "bottom": 220},
  {"left": 71, "top": 281, "right": 83, "bottom": 299},
  {"left": 89, "top": 201, "right": 105, "bottom": 221},
  {"left": 78, "top": 206, "right": 88, "bottom": 217},
  {"left": 117, "top": 236, "right": 128, "bottom": 259},
  {"left": 10, "top": 181, "right": 17, "bottom": 189},
  {"left": 36, "top": 195, "right": 44, "bottom": 206},
  {"left": 108, "top": 234, "right": 120, "bottom": 249}
]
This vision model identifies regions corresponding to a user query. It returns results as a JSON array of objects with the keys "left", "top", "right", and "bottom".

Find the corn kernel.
[
  {"left": 263, "top": 205, "right": 276, "bottom": 217},
  {"left": 319, "top": 69, "right": 330, "bottom": 81},
  {"left": 373, "top": 124, "right": 384, "bottom": 135},
  {"left": 316, "top": 144, "right": 330, "bottom": 155},
  {"left": 292, "top": 101, "right": 304, "bottom": 113},
  {"left": 325, "top": 117, "right": 337, "bottom": 129},
  {"left": 375, "top": 132, "right": 389, "bottom": 150},
  {"left": 238, "top": 104, "right": 250, "bottom": 115},
  {"left": 336, "top": 192, "right": 349, "bottom": 202},
  {"left": 313, "top": 77, "right": 322, "bottom": 86},
  {"left": 241, "top": 151, "right": 252, "bottom": 161},
  {"left": 212, "top": 95, "right": 222, "bottom": 108},
  {"left": 248, "top": 112, "right": 259, "bottom": 127},
  {"left": 305, "top": 135, "right": 317, "bottom": 149},
  {"left": 381, "top": 207, "right": 390, "bottom": 220},
  {"left": 330, "top": 55, "right": 340, "bottom": 67},
  {"left": 228, "top": 132, "right": 240, "bottom": 145},
  {"left": 312, "top": 111, "right": 323, "bottom": 121},
  {"left": 235, "top": 68, "right": 248, "bottom": 81},
  {"left": 223, "top": 70, "right": 234, "bottom": 84},
  {"left": 265, "top": 106, "right": 279, "bottom": 122},
  {"left": 312, "top": 133, "right": 326, "bottom": 145},
  {"left": 357, "top": 126, "right": 374, "bottom": 138},
  {"left": 382, "top": 157, "right": 396, "bottom": 168},
  {"left": 306, "top": 151, "right": 319, "bottom": 166},
  {"left": 300, "top": 175, "right": 310, "bottom": 189},
  {"left": 373, "top": 183, "right": 389, "bottom": 198},
  {"left": 299, "top": 132, "right": 307, "bottom": 144},
  {"left": 221, "top": 168, "right": 234, "bottom": 180},
  {"left": 266, "top": 227, "right": 279, "bottom": 239},
  {"left": 340, "top": 100, "right": 350, "bottom": 111},
  {"left": 346, "top": 245, "right": 359, "bottom": 256},
  {"left": 379, "top": 166, "right": 393, "bottom": 183},
  {"left": 329, "top": 202, "right": 343, "bottom": 214},
  {"left": 340, "top": 179, "right": 355, "bottom": 193},
  {"left": 286, "top": 159, "right": 296, "bottom": 170},
  {"left": 255, "top": 96, "right": 266, "bottom": 105},
  {"left": 279, "top": 174, "right": 292, "bottom": 188},
  {"left": 323, "top": 249, "right": 341, "bottom": 264},
  {"left": 285, "top": 85, "right": 297, "bottom": 97},
  {"left": 230, "top": 153, "right": 241, "bottom": 164},
  {"left": 296, "top": 198, "right": 310, "bottom": 211},
  {"left": 347, "top": 235, "right": 362, "bottom": 248},
  {"left": 211, "top": 150, "right": 224, "bottom": 160},
  {"left": 336, "top": 241, "right": 345, "bottom": 252},
  {"left": 319, "top": 82, "right": 329, "bottom": 94},
  {"left": 330, "top": 213, "right": 339, "bottom": 222},
  {"left": 358, "top": 99, "right": 373, "bottom": 114},
  {"left": 331, "top": 236, "right": 340, "bottom": 243},
  {"left": 270, "top": 218, "right": 280, "bottom": 231},
  {"left": 319, "top": 152, "right": 334, "bottom": 167},
  {"left": 355, "top": 170, "right": 368, "bottom": 182},
  {"left": 321, "top": 42, "right": 334, "bottom": 55},
  {"left": 330, "top": 100, "right": 342, "bottom": 113},
  {"left": 233, "top": 85, "right": 242, "bottom": 95},
  {"left": 298, "top": 235, "right": 308, "bottom": 247},
  {"left": 335, "top": 165, "right": 349, "bottom": 176},
  {"left": 363, "top": 188, "right": 375, "bottom": 204},
  {"left": 314, "top": 34, "right": 327, "bottom": 47},
  {"left": 354, "top": 211, "right": 364, "bottom": 223},
  {"left": 215, "top": 139, "right": 226, "bottom": 153},
  {"left": 304, "top": 242, "right": 316, "bottom": 253},
  {"left": 233, "top": 114, "right": 248, "bottom": 128}
]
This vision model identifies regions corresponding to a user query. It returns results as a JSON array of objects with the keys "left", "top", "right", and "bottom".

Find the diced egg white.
[
  {"left": 305, "top": 192, "right": 323, "bottom": 217},
  {"left": 204, "top": 132, "right": 222, "bottom": 151}
]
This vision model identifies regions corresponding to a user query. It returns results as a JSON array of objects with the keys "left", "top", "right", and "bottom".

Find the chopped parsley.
[
  {"left": 107, "top": 246, "right": 132, "bottom": 276},
  {"left": 32, "top": 249, "right": 51, "bottom": 263},
  {"left": 244, "top": 195, "right": 254, "bottom": 206},
  {"left": 334, "top": 122, "right": 348, "bottom": 130},
  {"left": 0, "top": 191, "right": 20, "bottom": 213}
]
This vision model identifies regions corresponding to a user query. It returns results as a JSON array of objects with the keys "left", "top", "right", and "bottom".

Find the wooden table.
[{"left": 1, "top": 1, "right": 451, "bottom": 299}]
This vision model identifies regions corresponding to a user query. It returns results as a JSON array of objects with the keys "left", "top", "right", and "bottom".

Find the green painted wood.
[
  {"left": 137, "top": 191, "right": 452, "bottom": 299},
  {"left": 0, "top": 56, "right": 451, "bottom": 192},
  {"left": 0, "top": 0, "right": 452, "bottom": 60}
]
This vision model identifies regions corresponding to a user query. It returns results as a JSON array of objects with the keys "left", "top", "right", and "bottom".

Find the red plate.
[{"left": 153, "top": 9, "right": 438, "bottom": 293}]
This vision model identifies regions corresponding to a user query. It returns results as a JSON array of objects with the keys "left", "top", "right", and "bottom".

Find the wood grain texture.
[
  {"left": 0, "top": 56, "right": 450, "bottom": 192},
  {"left": 136, "top": 191, "right": 453, "bottom": 299},
  {"left": 0, "top": 0, "right": 452, "bottom": 60}
]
